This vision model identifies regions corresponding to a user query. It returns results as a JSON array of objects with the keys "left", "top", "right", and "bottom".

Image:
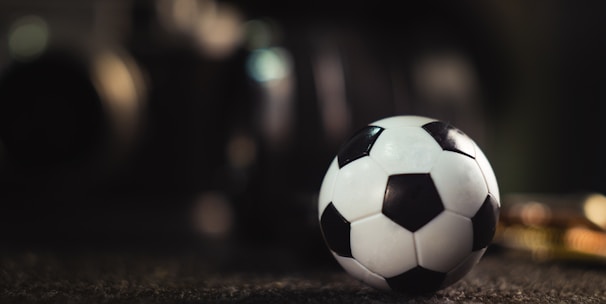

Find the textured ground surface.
[{"left": 1, "top": 249, "right": 605, "bottom": 304}]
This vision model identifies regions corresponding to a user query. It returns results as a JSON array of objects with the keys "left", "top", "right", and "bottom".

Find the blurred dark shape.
[
  {"left": 311, "top": 35, "right": 350, "bottom": 143},
  {"left": 0, "top": 46, "right": 146, "bottom": 173},
  {"left": 0, "top": 50, "right": 107, "bottom": 170}
]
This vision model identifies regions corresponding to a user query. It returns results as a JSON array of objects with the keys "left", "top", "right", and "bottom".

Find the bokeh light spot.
[
  {"left": 8, "top": 15, "right": 49, "bottom": 62},
  {"left": 227, "top": 133, "right": 257, "bottom": 169},
  {"left": 246, "top": 47, "right": 292, "bottom": 83},
  {"left": 583, "top": 193, "right": 606, "bottom": 230},
  {"left": 192, "top": 192, "right": 234, "bottom": 239}
]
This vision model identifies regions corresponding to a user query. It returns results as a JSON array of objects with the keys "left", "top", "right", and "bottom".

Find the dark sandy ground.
[{"left": 1, "top": 249, "right": 605, "bottom": 304}]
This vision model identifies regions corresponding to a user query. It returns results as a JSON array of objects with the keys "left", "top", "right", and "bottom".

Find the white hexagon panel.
[
  {"left": 350, "top": 213, "right": 417, "bottom": 278},
  {"left": 430, "top": 151, "right": 488, "bottom": 218},
  {"left": 332, "top": 157, "right": 388, "bottom": 222},
  {"left": 369, "top": 127, "right": 443, "bottom": 175},
  {"left": 414, "top": 211, "right": 473, "bottom": 273}
]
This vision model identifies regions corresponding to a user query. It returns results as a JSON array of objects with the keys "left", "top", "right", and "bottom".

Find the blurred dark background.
[{"left": 0, "top": 0, "right": 604, "bottom": 264}]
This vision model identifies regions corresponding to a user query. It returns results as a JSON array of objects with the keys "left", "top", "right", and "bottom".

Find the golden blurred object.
[
  {"left": 502, "top": 193, "right": 606, "bottom": 230},
  {"left": 495, "top": 193, "right": 606, "bottom": 263},
  {"left": 565, "top": 227, "right": 606, "bottom": 258},
  {"left": 583, "top": 193, "right": 606, "bottom": 230}
]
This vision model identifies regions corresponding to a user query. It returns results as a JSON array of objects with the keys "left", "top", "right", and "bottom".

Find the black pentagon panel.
[
  {"left": 382, "top": 174, "right": 444, "bottom": 232},
  {"left": 422, "top": 121, "right": 475, "bottom": 158},
  {"left": 386, "top": 266, "right": 447, "bottom": 294},
  {"left": 337, "top": 126, "right": 384, "bottom": 168},
  {"left": 471, "top": 194, "right": 500, "bottom": 251},
  {"left": 320, "top": 202, "right": 352, "bottom": 257}
]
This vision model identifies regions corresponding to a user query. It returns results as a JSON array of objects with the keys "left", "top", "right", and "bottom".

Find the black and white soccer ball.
[{"left": 318, "top": 115, "right": 500, "bottom": 293}]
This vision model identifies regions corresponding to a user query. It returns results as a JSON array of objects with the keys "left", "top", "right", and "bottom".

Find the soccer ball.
[{"left": 318, "top": 115, "right": 500, "bottom": 293}]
